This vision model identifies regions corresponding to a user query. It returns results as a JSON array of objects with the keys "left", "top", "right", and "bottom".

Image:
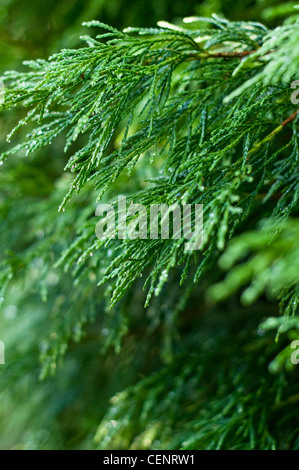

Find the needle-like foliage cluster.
[{"left": 0, "top": 7, "right": 299, "bottom": 450}]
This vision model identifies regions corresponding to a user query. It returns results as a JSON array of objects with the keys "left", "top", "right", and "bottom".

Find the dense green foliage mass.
[{"left": 0, "top": 0, "right": 298, "bottom": 450}]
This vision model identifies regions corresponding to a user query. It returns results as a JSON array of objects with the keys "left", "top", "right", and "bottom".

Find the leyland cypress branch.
[
  {"left": 248, "top": 109, "right": 299, "bottom": 157},
  {"left": 1, "top": 11, "right": 299, "bottom": 450}
]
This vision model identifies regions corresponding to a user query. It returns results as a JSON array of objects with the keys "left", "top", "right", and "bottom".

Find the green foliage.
[
  {"left": 94, "top": 306, "right": 299, "bottom": 450},
  {"left": 0, "top": 2, "right": 299, "bottom": 450},
  {"left": 209, "top": 218, "right": 299, "bottom": 311},
  {"left": 1, "top": 16, "right": 299, "bottom": 308}
]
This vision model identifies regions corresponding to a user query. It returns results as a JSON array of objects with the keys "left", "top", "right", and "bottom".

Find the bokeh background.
[{"left": 0, "top": 0, "right": 298, "bottom": 450}]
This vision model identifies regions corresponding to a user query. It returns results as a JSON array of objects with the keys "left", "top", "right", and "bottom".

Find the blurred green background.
[{"left": 0, "top": 0, "right": 298, "bottom": 450}]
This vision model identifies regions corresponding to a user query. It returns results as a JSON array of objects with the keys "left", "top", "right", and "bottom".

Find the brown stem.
[
  {"left": 272, "top": 393, "right": 299, "bottom": 411},
  {"left": 189, "top": 49, "right": 257, "bottom": 60},
  {"left": 281, "top": 110, "right": 299, "bottom": 127},
  {"left": 248, "top": 109, "right": 299, "bottom": 157}
]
